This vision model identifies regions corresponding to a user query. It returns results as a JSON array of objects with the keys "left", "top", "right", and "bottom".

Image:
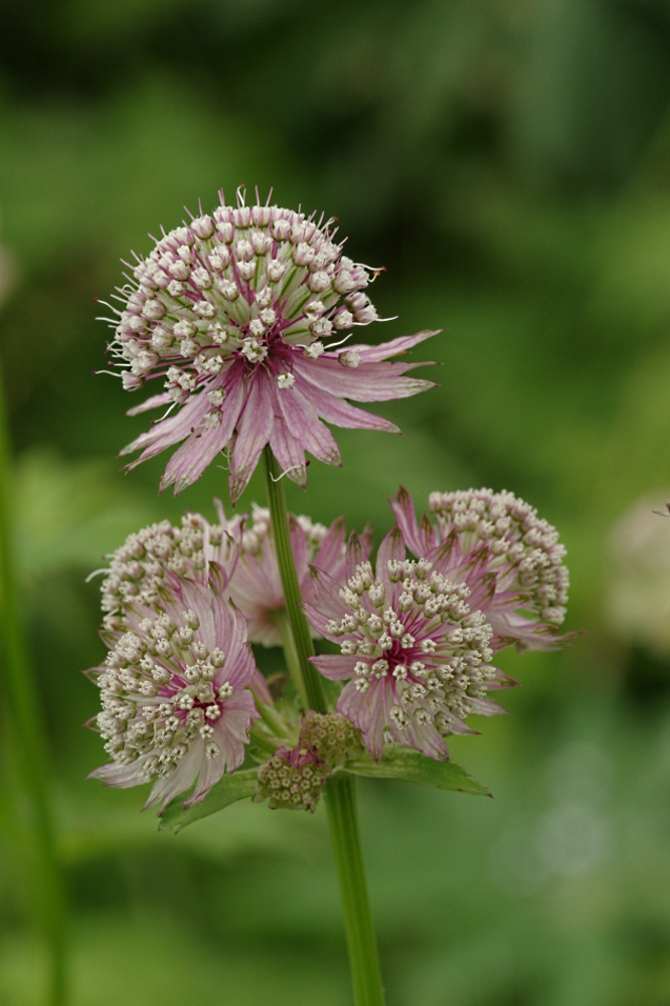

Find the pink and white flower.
[
  {"left": 391, "top": 487, "right": 570, "bottom": 651},
  {"left": 303, "top": 527, "right": 516, "bottom": 759},
  {"left": 227, "top": 503, "right": 371, "bottom": 646},
  {"left": 99, "top": 507, "right": 243, "bottom": 629},
  {"left": 103, "top": 189, "right": 437, "bottom": 501},
  {"left": 89, "top": 567, "right": 265, "bottom": 812}
]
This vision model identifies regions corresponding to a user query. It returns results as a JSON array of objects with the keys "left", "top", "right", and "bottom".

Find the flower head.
[
  {"left": 227, "top": 503, "right": 371, "bottom": 646},
  {"left": 89, "top": 568, "right": 262, "bottom": 810},
  {"left": 391, "top": 487, "right": 570, "bottom": 651},
  {"left": 303, "top": 527, "right": 516, "bottom": 759},
  {"left": 99, "top": 506, "right": 242, "bottom": 629},
  {"left": 105, "top": 189, "right": 437, "bottom": 501}
]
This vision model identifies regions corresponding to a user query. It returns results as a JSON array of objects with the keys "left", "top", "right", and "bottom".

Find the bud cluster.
[
  {"left": 299, "top": 711, "right": 363, "bottom": 766},
  {"left": 254, "top": 746, "right": 332, "bottom": 812}
]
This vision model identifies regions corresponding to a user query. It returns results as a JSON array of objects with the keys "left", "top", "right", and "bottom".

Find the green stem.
[
  {"left": 0, "top": 358, "right": 67, "bottom": 1006},
  {"left": 275, "top": 609, "right": 309, "bottom": 710},
  {"left": 323, "top": 775, "right": 385, "bottom": 1006},
  {"left": 261, "top": 446, "right": 326, "bottom": 714},
  {"left": 261, "top": 446, "right": 385, "bottom": 1006}
]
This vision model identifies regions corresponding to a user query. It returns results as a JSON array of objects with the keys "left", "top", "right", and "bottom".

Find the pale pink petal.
[
  {"left": 307, "top": 566, "right": 349, "bottom": 620},
  {"left": 346, "top": 330, "right": 441, "bottom": 363},
  {"left": 293, "top": 375, "right": 399, "bottom": 433},
  {"left": 376, "top": 526, "right": 406, "bottom": 584},
  {"left": 269, "top": 414, "right": 307, "bottom": 486},
  {"left": 121, "top": 391, "right": 210, "bottom": 461},
  {"left": 160, "top": 375, "right": 246, "bottom": 493},
  {"left": 301, "top": 601, "right": 340, "bottom": 640},
  {"left": 294, "top": 356, "right": 435, "bottom": 403},
  {"left": 390, "top": 486, "right": 436, "bottom": 556},
  {"left": 309, "top": 653, "right": 357, "bottom": 680},
  {"left": 126, "top": 391, "right": 173, "bottom": 416},
  {"left": 229, "top": 371, "right": 275, "bottom": 503},
  {"left": 345, "top": 530, "right": 370, "bottom": 581},
  {"left": 312, "top": 516, "right": 346, "bottom": 578},
  {"left": 275, "top": 381, "right": 342, "bottom": 466},
  {"left": 148, "top": 740, "right": 203, "bottom": 811}
]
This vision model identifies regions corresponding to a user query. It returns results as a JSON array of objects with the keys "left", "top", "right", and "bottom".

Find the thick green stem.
[
  {"left": 324, "top": 775, "right": 385, "bottom": 1006},
  {"left": 0, "top": 358, "right": 67, "bottom": 1006},
  {"left": 261, "top": 446, "right": 385, "bottom": 1006}
]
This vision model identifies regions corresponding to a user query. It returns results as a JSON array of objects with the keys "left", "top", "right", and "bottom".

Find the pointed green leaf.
[
  {"left": 343, "top": 748, "right": 491, "bottom": 796},
  {"left": 158, "top": 769, "right": 259, "bottom": 833}
]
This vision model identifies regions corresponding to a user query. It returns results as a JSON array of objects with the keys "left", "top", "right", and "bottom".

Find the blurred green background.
[{"left": 3, "top": 1, "right": 670, "bottom": 1003}]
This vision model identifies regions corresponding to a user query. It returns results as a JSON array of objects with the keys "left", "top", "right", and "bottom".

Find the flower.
[
  {"left": 89, "top": 561, "right": 264, "bottom": 811},
  {"left": 391, "top": 486, "right": 570, "bottom": 651},
  {"left": 607, "top": 490, "right": 670, "bottom": 655},
  {"left": 227, "top": 503, "right": 371, "bottom": 646},
  {"left": 303, "top": 526, "right": 516, "bottom": 759},
  {"left": 104, "top": 188, "right": 437, "bottom": 501},
  {"left": 98, "top": 506, "right": 243, "bottom": 629}
]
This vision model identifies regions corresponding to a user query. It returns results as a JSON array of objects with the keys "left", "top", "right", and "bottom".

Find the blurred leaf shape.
[
  {"left": 159, "top": 769, "right": 259, "bottom": 833},
  {"left": 344, "top": 747, "right": 491, "bottom": 796},
  {"left": 14, "top": 448, "right": 155, "bottom": 580}
]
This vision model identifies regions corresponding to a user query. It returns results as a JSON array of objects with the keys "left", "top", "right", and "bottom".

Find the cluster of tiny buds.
[
  {"left": 299, "top": 712, "right": 363, "bottom": 766},
  {"left": 240, "top": 504, "right": 328, "bottom": 557},
  {"left": 103, "top": 190, "right": 384, "bottom": 431},
  {"left": 429, "top": 488, "right": 569, "bottom": 624},
  {"left": 253, "top": 746, "right": 332, "bottom": 813},
  {"left": 99, "top": 513, "right": 232, "bottom": 624},
  {"left": 94, "top": 611, "right": 234, "bottom": 783},
  {"left": 330, "top": 558, "right": 497, "bottom": 733}
]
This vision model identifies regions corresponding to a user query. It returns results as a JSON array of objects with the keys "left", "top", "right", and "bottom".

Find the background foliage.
[{"left": 3, "top": 1, "right": 670, "bottom": 1003}]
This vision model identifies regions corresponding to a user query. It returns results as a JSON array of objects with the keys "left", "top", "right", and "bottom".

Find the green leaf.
[
  {"left": 158, "top": 769, "right": 259, "bottom": 833},
  {"left": 343, "top": 748, "right": 491, "bottom": 797}
]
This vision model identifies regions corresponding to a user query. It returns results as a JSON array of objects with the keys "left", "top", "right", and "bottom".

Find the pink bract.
[{"left": 104, "top": 190, "right": 437, "bottom": 501}]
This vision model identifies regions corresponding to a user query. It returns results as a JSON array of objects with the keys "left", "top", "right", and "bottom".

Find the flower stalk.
[
  {"left": 261, "top": 446, "right": 327, "bottom": 715},
  {"left": 0, "top": 358, "right": 67, "bottom": 1006},
  {"left": 262, "top": 445, "right": 385, "bottom": 1006}
]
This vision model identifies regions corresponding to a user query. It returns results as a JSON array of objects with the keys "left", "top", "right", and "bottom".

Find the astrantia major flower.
[
  {"left": 391, "top": 487, "right": 570, "bottom": 651},
  {"left": 104, "top": 189, "right": 437, "bottom": 501},
  {"left": 303, "top": 527, "right": 516, "bottom": 759},
  {"left": 99, "top": 507, "right": 242, "bottom": 629},
  {"left": 89, "top": 565, "right": 264, "bottom": 811},
  {"left": 227, "top": 503, "right": 371, "bottom": 646}
]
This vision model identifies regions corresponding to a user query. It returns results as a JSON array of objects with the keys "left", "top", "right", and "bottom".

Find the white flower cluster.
[
  {"left": 106, "top": 193, "right": 381, "bottom": 424},
  {"left": 429, "top": 488, "right": 570, "bottom": 624},
  {"left": 100, "top": 512, "right": 239, "bottom": 625},
  {"left": 330, "top": 559, "right": 497, "bottom": 731}
]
